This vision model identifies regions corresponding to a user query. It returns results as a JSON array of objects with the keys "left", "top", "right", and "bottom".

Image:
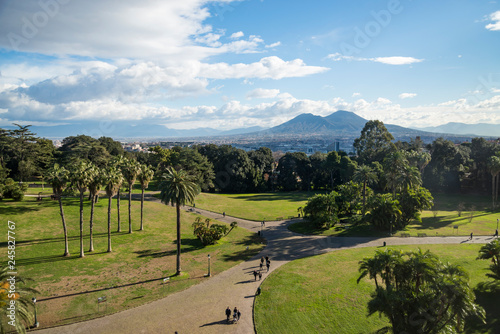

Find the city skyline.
[{"left": 0, "top": 0, "right": 499, "bottom": 135}]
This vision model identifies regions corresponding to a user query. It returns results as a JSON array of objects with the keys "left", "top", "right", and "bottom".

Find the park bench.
[
  {"left": 400, "top": 233, "right": 411, "bottom": 238},
  {"left": 417, "top": 233, "right": 427, "bottom": 237}
]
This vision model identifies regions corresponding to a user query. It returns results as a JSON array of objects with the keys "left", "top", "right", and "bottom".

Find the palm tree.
[
  {"left": 487, "top": 156, "right": 500, "bottom": 207},
  {"left": 111, "top": 155, "right": 126, "bottom": 232},
  {"left": 122, "top": 159, "right": 142, "bottom": 234},
  {"left": 353, "top": 165, "right": 378, "bottom": 216},
  {"left": 103, "top": 166, "right": 123, "bottom": 253},
  {"left": 46, "top": 164, "right": 71, "bottom": 257},
  {"left": 71, "top": 160, "right": 92, "bottom": 258},
  {"left": 159, "top": 167, "right": 200, "bottom": 275},
  {"left": 398, "top": 165, "right": 422, "bottom": 191},
  {"left": 383, "top": 151, "right": 408, "bottom": 195},
  {"left": 477, "top": 239, "right": 500, "bottom": 280},
  {"left": 137, "top": 164, "right": 154, "bottom": 231},
  {"left": 87, "top": 165, "right": 103, "bottom": 252},
  {"left": 0, "top": 267, "right": 38, "bottom": 334}
]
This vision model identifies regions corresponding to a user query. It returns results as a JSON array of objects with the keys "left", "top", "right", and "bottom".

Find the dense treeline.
[{"left": 1, "top": 122, "right": 500, "bottom": 200}]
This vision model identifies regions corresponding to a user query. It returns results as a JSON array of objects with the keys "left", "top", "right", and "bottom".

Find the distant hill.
[
  {"left": 261, "top": 110, "right": 440, "bottom": 140},
  {"left": 416, "top": 122, "right": 500, "bottom": 137}
]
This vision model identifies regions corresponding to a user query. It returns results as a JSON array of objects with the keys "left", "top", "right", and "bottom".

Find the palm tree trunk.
[
  {"left": 176, "top": 203, "right": 182, "bottom": 275},
  {"left": 58, "top": 195, "right": 70, "bottom": 257},
  {"left": 89, "top": 194, "right": 95, "bottom": 252},
  {"left": 117, "top": 188, "right": 121, "bottom": 232},
  {"left": 128, "top": 187, "right": 132, "bottom": 233},
  {"left": 79, "top": 191, "right": 85, "bottom": 258},
  {"left": 140, "top": 188, "right": 144, "bottom": 231},
  {"left": 493, "top": 173, "right": 496, "bottom": 208},
  {"left": 362, "top": 180, "right": 367, "bottom": 217},
  {"left": 107, "top": 195, "right": 112, "bottom": 253}
]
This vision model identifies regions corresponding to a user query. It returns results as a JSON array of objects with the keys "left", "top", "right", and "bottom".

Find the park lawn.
[
  {"left": 255, "top": 244, "right": 500, "bottom": 334},
  {"left": 1, "top": 196, "right": 263, "bottom": 328},
  {"left": 194, "top": 191, "right": 321, "bottom": 221},
  {"left": 289, "top": 193, "right": 500, "bottom": 237}
]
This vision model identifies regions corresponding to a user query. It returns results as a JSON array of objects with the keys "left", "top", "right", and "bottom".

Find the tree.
[
  {"left": 367, "top": 194, "right": 401, "bottom": 231},
  {"left": 122, "top": 159, "right": 141, "bottom": 233},
  {"left": 192, "top": 217, "right": 230, "bottom": 245},
  {"left": 324, "top": 151, "right": 341, "bottom": 190},
  {"left": 159, "top": 167, "right": 200, "bottom": 275},
  {"left": 487, "top": 155, "right": 500, "bottom": 208},
  {"left": 103, "top": 166, "right": 123, "bottom": 253},
  {"left": 71, "top": 160, "right": 93, "bottom": 258},
  {"left": 87, "top": 164, "right": 104, "bottom": 252},
  {"left": 353, "top": 165, "right": 378, "bottom": 216},
  {"left": 358, "top": 249, "right": 485, "bottom": 333},
  {"left": 46, "top": 164, "right": 71, "bottom": 257},
  {"left": 110, "top": 155, "right": 127, "bottom": 232},
  {"left": 477, "top": 240, "right": 500, "bottom": 281},
  {"left": 383, "top": 151, "right": 408, "bottom": 195},
  {"left": 353, "top": 120, "right": 395, "bottom": 164},
  {"left": 137, "top": 164, "right": 154, "bottom": 231},
  {"left": 0, "top": 267, "right": 38, "bottom": 334},
  {"left": 303, "top": 192, "right": 339, "bottom": 229},
  {"left": 397, "top": 187, "right": 434, "bottom": 227}
]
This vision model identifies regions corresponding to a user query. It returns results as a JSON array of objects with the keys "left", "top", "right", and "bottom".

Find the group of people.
[
  {"left": 225, "top": 306, "right": 241, "bottom": 324},
  {"left": 252, "top": 256, "right": 271, "bottom": 281}
]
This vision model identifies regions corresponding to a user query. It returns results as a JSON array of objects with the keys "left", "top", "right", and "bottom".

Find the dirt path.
[{"left": 38, "top": 202, "right": 495, "bottom": 334}]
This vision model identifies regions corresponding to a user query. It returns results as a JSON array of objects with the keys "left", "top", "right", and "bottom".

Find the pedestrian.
[
  {"left": 233, "top": 307, "right": 238, "bottom": 323},
  {"left": 265, "top": 256, "right": 269, "bottom": 263},
  {"left": 469, "top": 232, "right": 473, "bottom": 240},
  {"left": 225, "top": 306, "right": 231, "bottom": 322},
  {"left": 223, "top": 211, "right": 226, "bottom": 218},
  {"left": 258, "top": 271, "right": 262, "bottom": 280},
  {"left": 495, "top": 229, "right": 498, "bottom": 238},
  {"left": 259, "top": 261, "right": 263, "bottom": 271},
  {"left": 266, "top": 261, "right": 270, "bottom": 272},
  {"left": 253, "top": 270, "right": 258, "bottom": 280},
  {"left": 237, "top": 309, "right": 241, "bottom": 321},
  {"left": 256, "top": 286, "right": 261, "bottom": 295}
]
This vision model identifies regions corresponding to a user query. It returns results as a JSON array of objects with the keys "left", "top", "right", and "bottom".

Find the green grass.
[
  {"left": 255, "top": 244, "right": 500, "bottom": 334},
  {"left": 289, "top": 193, "right": 500, "bottom": 237},
  {"left": 193, "top": 192, "right": 322, "bottom": 221},
  {"left": 1, "top": 196, "right": 264, "bottom": 328}
]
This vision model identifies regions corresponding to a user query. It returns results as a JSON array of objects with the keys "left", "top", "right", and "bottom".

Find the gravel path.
[{"left": 38, "top": 200, "right": 495, "bottom": 334}]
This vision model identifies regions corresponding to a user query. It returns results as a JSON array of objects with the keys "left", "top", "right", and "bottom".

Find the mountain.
[
  {"left": 416, "top": 122, "right": 500, "bottom": 137},
  {"left": 263, "top": 113, "right": 339, "bottom": 134},
  {"left": 323, "top": 110, "right": 367, "bottom": 130}
]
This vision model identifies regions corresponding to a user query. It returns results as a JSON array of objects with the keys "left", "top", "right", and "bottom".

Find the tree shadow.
[
  {"left": 16, "top": 251, "right": 107, "bottom": 266},
  {"left": 135, "top": 238, "right": 205, "bottom": 258},
  {"left": 465, "top": 281, "right": 500, "bottom": 333}
]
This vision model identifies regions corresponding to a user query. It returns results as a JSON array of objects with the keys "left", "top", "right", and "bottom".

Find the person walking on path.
[
  {"left": 259, "top": 261, "right": 263, "bottom": 271},
  {"left": 265, "top": 256, "right": 269, "bottom": 263},
  {"left": 258, "top": 271, "right": 262, "bottom": 280},
  {"left": 253, "top": 270, "right": 258, "bottom": 280},
  {"left": 223, "top": 211, "right": 226, "bottom": 218},
  {"left": 237, "top": 309, "right": 241, "bottom": 322},
  {"left": 233, "top": 307, "right": 239, "bottom": 323},
  {"left": 495, "top": 229, "right": 498, "bottom": 238},
  {"left": 225, "top": 306, "right": 231, "bottom": 322},
  {"left": 266, "top": 261, "right": 270, "bottom": 272},
  {"left": 469, "top": 232, "right": 473, "bottom": 240}
]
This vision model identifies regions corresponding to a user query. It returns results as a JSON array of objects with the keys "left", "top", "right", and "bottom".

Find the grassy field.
[
  {"left": 289, "top": 193, "right": 500, "bottom": 237},
  {"left": 194, "top": 192, "right": 321, "bottom": 221},
  {"left": 254, "top": 244, "right": 500, "bottom": 334},
  {"left": 1, "top": 195, "right": 264, "bottom": 328}
]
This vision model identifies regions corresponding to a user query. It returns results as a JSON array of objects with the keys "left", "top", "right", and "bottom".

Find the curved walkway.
[{"left": 38, "top": 204, "right": 495, "bottom": 334}]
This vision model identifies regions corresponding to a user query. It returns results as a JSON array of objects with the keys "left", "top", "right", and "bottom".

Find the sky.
[{"left": 0, "top": 0, "right": 499, "bottom": 134}]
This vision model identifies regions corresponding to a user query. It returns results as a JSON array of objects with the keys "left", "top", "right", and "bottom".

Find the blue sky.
[{"left": 0, "top": 0, "right": 499, "bottom": 133}]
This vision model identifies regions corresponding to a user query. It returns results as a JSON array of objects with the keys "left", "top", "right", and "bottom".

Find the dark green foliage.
[
  {"left": 353, "top": 120, "right": 395, "bottom": 164},
  {"left": 192, "top": 218, "right": 231, "bottom": 245},
  {"left": 276, "top": 152, "right": 312, "bottom": 191},
  {"left": 303, "top": 192, "right": 339, "bottom": 229},
  {"left": 477, "top": 240, "right": 500, "bottom": 281},
  {"left": 397, "top": 187, "right": 434, "bottom": 226},
  {"left": 358, "top": 249, "right": 485, "bottom": 334},
  {"left": 0, "top": 178, "right": 27, "bottom": 201},
  {"left": 57, "top": 135, "right": 111, "bottom": 167},
  {"left": 366, "top": 193, "right": 401, "bottom": 231}
]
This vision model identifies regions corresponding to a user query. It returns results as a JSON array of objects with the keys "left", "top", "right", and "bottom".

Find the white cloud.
[
  {"left": 399, "top": 93, "right": 417, "bottom": 99},
  {"left": 327, "top": 53, "right": 424, "bottom": 65},
  {"left": 246, "top": 88, "right": 280, "bottom": 99},
  {"left": 486, "top": 10, "right": 500, "bottom": 31},
  {"left": 265, "top": 41, "right": 281, "bottom": 48},
  {"left": 199, "top": 56, "right": 329, "bottom": 80},
  {"left": 371, "top": 57, "right": 424, "bottom": 65},
  {"left": 230, "top": 31, "right": 244, "bottom": 39},
  {"left": 352, "top": 92, "right": 361, "bottom": 97}
]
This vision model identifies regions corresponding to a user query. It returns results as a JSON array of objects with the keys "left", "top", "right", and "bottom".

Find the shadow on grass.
[
  {"left": 225, "top": 191, "right": 323, "bottom": 203},
  {"left": 465, "top": 281, "right": 500, "bottom": 333},
  {"left": 1, "top": 202, "right": 41, "bottom": 216},
  {"left": 0, "top": 231, "right": 130, "bottom": 248},
  {"left": 15, "top": 251, "right": 107, "bottom": 266},
  {"left": 135, "top": 238, "right": 205, "bottom": 258}
]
